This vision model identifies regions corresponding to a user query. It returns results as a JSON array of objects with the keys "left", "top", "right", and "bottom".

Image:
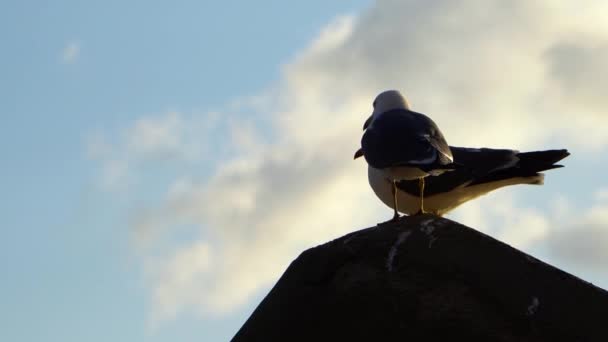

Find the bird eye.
[{"left": 373, "top": 100, "right": 377, "bottom": 108}]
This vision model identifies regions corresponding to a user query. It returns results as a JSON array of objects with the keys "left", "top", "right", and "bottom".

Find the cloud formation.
[
  {"left": 546, "top": 190, "right": 608, "bottom": 272},
  {"left": 87, "top": 111, "right": 220, "bottom": 190},
  {"left": 453, "top": 189, "right": 608, "bottom": 287},
  {"left": 90, "top": 0, "right": 608, "bottom": 322},
  {"left": 451, "top": 191, "right": 550, "bottom": 250}
]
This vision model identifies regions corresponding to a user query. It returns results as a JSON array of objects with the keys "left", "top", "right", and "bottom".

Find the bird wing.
[
  {"left": 396, "top": 165, "right": 474, "bottom": 196},
  {"left": 465, "top": 148, "right": 569, "bottom": 186},
  {"left": 361, "top": 109, "right": 451, "bottom": 169},
  {"left": 396, "top": 147, "right": 570, "bottom": 196},
  {"left": 396, "top": 147, "right": 520, "bottom": 196},
  {"left": 413, "top": 112, "right": 453, "bottom": 165},
  {"left": 450, "top": 147, "right": 520, "bottom": 176}
]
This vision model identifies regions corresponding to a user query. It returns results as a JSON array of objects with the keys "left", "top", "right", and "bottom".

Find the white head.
[{"left": 363, "top": 90, "right": 410, "bottom": 130}]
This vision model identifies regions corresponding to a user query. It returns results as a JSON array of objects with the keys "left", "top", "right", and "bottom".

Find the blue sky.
[
  {"left": 1, "top": 1, "right": 368, "bottom": 341},
  {"left": 3, "top": 1, "right": 608, "bottom": 341}
]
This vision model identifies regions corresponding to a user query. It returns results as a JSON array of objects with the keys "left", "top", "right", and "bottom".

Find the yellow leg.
[
  {"left": 417, "top": 177, "right": 426, "bottom": 215},
  {"left": 392, "top": 180, "right": 400, "bottom": 220}
]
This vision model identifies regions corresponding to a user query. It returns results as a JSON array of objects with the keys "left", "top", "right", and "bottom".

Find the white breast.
[{"left": 385, "top": 166, "right": 429, "bottom": 181}]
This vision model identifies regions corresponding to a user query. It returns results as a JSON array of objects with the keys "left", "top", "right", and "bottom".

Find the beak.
[
  {"left": 363, "top": 115, "right": 372, "bottom": 130},
  {"left": 354, "top": 148, "right": 364, "bottom": 160}
]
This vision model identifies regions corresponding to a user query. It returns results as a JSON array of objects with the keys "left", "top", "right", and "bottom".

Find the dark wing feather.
[
  {"left": 450, "top": 147, "right": 519, "bottom": 176},
  {"left": 361, "top": 109, "right": 452, "bottom": 169},
  {"left": 414, "top": 113, "right": 453, "bottom": 164},
  {"left": 468, "top": 149, "right": 570, "bottom": 186},
  {"left": 396, "top": 147, "right": 570, "bottom": 197},
  {"left": 396, "top": 167, "right": 475, "bottom": 196}
]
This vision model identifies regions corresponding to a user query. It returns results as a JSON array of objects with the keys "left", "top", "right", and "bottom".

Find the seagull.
[
  {"left": 361, "top": 147, "right": 570, "bottom": 216},
  {"left": 354, "top": 90, "right": 456, "bottom": 220}
]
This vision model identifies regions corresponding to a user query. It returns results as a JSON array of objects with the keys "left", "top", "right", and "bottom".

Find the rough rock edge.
[{"left": 233, "top": 215, "right": 608, "bottom": 342}]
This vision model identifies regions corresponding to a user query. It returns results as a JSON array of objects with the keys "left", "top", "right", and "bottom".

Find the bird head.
[{"left": 363, "top": 90, "right": 410, "bottom": 130}]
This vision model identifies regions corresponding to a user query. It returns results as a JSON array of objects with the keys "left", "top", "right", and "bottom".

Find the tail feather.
[
  {"left": 468, "top": 149, "right": 569, "bottom": 186},
  {"left": 516, "top": 149, "right": 570, "bottom": 172}
]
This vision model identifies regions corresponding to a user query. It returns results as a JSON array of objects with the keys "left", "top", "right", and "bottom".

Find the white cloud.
[
  {"left": 280, "top": 0, "right": 608, "bottom": 150},
  {"left": 62, "top": 41, "right": 80, "bottom": 63},
  {"left": 452, "top": 189, "right": 608, "bottom": 285},
  {"left": 89, "top": 0, "right": 608, "bottom": 323},
  {"left": 126, "top": 111, "right": 207, "bottom": 161},
  {"left": 87, "top": 111, "right": 220, "bottom": 190},
  {"left": 451, "top": 191, "right": 550, "bottom": 250},
  {"left": 136, "top": 137, "right": 382, "bottom": 318},
  {"left": 548, "top": 220, "right": 608, "bottom": 272},
  {"left": 595, "top": 188, "right": 608, "bottom": 202},
  {"left": 547, "top": 213, "right": 608, "bottom": 272},
  {"left": 148, "top": 241, "right": 214, "bottom": 321}
]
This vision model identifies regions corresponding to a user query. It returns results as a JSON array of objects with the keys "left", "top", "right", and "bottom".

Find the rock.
[{"left": 232, "top": 215, "right": 608, "bottom": 341}]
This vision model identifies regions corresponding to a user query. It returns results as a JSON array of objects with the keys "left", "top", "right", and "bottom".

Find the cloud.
[
  {"left": 450, "top": 191, "right": 550, "bottom": 250},
  {"left": 452, "top": 189, "right": 608, "bottom": 283},
  {"left": 545, "top": 190, "right": 608, "bottom": 272},
  {"left": 541, "top": 37, "right": 608, "bottom": 147},
  {"left": 89, "top": 0, "right": 608, "bottom": 323},
  {"left": 62, "top": 41, "right": 80, "bottom": 63},
  {"left": 87, "top": 111, "right": 220, "bottom": 190},
  {"left": 137, "top": 124, "right": 382, "bottom": 317},
  {"left": 281, "top": 0, "right": 608, "bottom": 149},
  {"left": 596, "top": 188, "right": 608, "bottom": 202},
  {"left": 126, "top": 111, "right": 207, "bottom": 161},
  {"left": 148, "top": 241, "right": 214, "bottom": 321},
  {"left": 548, "top": 223, "right": 608, "bottom": 271},
  {"left": 545, "top": 38, "right": 608, "bottom": 110}
]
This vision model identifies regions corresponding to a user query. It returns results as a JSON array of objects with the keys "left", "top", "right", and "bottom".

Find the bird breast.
[{"left": 385, "top": 166, "right": 429, "bottom": 181}]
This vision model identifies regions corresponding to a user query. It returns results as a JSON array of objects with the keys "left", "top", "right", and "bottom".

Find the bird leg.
[
  {"left": 392, "top": 180, "right": 400, "bottom": 220},
  {"left": 415, "top": 177, "right": 426, "bottom": 215}
]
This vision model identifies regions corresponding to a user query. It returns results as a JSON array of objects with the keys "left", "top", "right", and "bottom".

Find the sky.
[{"left": 2, "top": 0, "right": 608, "bottom": 341}]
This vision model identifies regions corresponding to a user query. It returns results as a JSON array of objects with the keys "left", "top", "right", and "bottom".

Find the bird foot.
[{"left": 413, "top": 209, "right": 427, "bottom": 216}]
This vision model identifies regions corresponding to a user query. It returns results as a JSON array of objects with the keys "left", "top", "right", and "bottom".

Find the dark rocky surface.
[{"left": 233, "top": 215, "right": 608, "bottom": 341}]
